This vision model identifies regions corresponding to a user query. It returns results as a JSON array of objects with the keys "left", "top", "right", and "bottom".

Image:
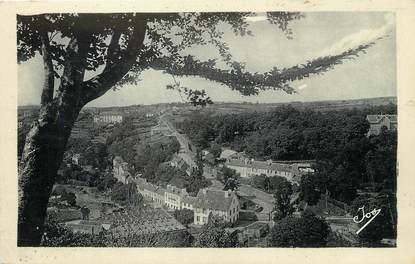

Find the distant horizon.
[{"left": 18, "top": 95, "right": 397, "bottom": 109}]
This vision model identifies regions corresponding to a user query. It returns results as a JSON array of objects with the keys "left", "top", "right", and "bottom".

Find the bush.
[
  {"left": 173, "top": 209, "right": 194, "bottom": 226},
  {"left": 268, "top": 210, "right": 330, "bottom": 247}
]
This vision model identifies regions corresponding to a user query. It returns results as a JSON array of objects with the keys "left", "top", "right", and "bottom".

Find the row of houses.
[
  {"left": 135, "top": 178, "right": 240, "bottom": 226},
  {"left": 223, "top": 151, "right": 314, "bottom": 183}
]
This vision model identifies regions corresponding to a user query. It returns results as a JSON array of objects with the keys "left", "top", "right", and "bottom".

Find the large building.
[
  {"left": 93, "top": 111, "right": 123, "bottom": 124},
  {"left": 191, "top": 188, "right": 239, "bottom": 225},
  {"left": 224, "top": 152, "right": 314, "bottom": 183},
  {"left": 135, "top": 178, "right": 240, "bottom": 225},
  {"left": 366, "top": 114, "right": 397, "bottom": 136}
]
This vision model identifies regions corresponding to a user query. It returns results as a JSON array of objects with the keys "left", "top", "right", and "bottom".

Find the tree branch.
[
  {"left": 104, "top": 28, "right": 122, "bottom": 72},
  {"left": 80, "top": 19, "right": 147, "bottom": 106},
  {"left": 39, "top": 29, "right": 55, "bottom": 106},
  {"left": 148, "top": 41, "right": 377, "bottom": 96}
]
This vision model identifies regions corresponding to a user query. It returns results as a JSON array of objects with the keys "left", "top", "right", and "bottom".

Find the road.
[
  {"left": 209, "top": 178, "right": 273, "bottom": 221},
  {"left": 238, "top": 184, "right": 274, "bottom": 221},
  {"left": 158, "top": 113, "right": 197, "bottom": 169}
]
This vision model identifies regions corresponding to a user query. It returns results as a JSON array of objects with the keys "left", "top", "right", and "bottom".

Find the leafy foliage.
[
  {"left": 299, "top": 173, "right": 328, "bottom": 206},
  {"left": 97, "top": 173, "right": 118, "bottom": 191},
  {"left": 217, "top": 166, "right": 240, "bottom": 191},
  {"left": 180, "top": 104, "right": 397, "bottom": 205},
  {"left": 208, "top": 142, "right": 222, "bottom": 160},
  {"left": 272, "top": 178, "right": 294, "bottom": 221},
  {"left": 173, "top": 209, "right": 194, "bottom": 226},
  {"left": 268, "top": 210, "right": 330, "bottom": 247}
]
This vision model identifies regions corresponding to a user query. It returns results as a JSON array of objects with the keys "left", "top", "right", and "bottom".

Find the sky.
[{"left": 17, "top": 12, "right": 396, "bottom": 107}]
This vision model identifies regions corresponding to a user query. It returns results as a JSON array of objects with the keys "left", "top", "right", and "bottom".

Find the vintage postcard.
[{"left": 1, "top": 0, "right": 415, "bottom": 263}]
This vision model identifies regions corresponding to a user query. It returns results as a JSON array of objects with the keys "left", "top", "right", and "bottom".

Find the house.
[
  {"left": 93, "top": 111, "right": 123, "bottom": 124},
  {"left": 366, "top": 114, "right": 397, "bottom": 136},
  {"left": 191, "top": 189, "right": 239, "bottom": 225},
  {"left": 113, "top": 156, "right": 131, "bottom": 184},
  {"left": 170, "top": 154, "right": 195, "bottom": 176}
]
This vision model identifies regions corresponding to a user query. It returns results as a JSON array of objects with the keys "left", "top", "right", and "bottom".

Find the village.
[{"left": 17, "top": 99, "right": 398, "bottom": 247}]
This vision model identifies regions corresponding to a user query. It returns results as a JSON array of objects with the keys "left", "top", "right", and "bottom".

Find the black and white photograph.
[{"left": 15, "top": 10, "right": 400, "bottom": 250}]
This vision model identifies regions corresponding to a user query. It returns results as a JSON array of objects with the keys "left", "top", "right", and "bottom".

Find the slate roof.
[
  {"left": 182, "top": 195, "right": 197, "bottom": 205},
  {"left": 193, "top": 189, "right": 236, "bottom": 212},
  {"left": 136, "top": 177, "right": 165, "bottom": 195}
]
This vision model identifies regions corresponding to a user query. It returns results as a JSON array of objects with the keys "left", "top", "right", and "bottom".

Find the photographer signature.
[{"left": 353, "top": 206, "right": 381, "bottom": 235}]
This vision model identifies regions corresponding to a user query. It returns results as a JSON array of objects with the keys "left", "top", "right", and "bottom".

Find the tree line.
[{"left": 180, "top": 104, "right": 397, "bottom": 201}]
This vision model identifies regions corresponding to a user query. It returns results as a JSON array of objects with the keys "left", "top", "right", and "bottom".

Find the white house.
[
  {"left": 191, "top": 189, "right": 239, "bottom": 225},
  {"left": 366, "top": 114, "right": 397, "bottom": 136}
]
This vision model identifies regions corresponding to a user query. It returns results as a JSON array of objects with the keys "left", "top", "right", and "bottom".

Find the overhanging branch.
[
  {"left": 148, "top": 41, "right": 377, "bottom": 96},
  {"left": 80, "top": 20, "right": 147, "bottom": 106}
]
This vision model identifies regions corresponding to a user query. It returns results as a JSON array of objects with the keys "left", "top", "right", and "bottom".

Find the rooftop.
[
  {"left": 97, "top": 111, "right": 124, "bottom": 116},
  {"left": 193, "top": 189, "right": 236, "bottom": 211},
  {"left": 136, "top": 177, "right": 166, "bottom": 195},
  {"left": 227, "top": 158, "right": 293, "bottom": 173},
  {"left": 366, "top": 114, "right": 397, "bottom": 123},
  {"left": 219, "top": 149, "right": 238, "bottom": 160},
  {"left": 100, "top": 207, "right": 185, "bottom": 236}
]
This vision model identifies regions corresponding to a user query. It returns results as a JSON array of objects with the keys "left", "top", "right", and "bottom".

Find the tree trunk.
[
  {"left": 18, "top": 32, "right": 90, "bottom": 246},
  {"left": 18, "top": 102, "right": 81, "bottom": 246},
  {"left": 17, "top": 17, "right": 147, "bottom": 246}
]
